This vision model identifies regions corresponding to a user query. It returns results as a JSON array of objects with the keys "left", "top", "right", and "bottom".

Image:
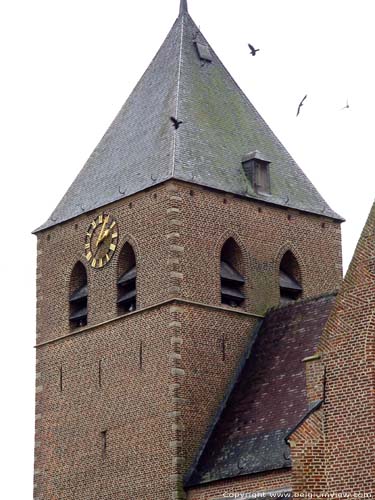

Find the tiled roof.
[
  {"left": 36, "top": 6, "right": 342, "bottom": 232},
  {"left": 186, "top": 294, "right": 336, "bottom": 486}
]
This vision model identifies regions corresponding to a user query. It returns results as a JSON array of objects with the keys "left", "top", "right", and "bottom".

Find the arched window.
[
  {"left": 69, "top": 262, "right": 88, "bottom": 329},
  {"left": 117, "top": 243, "right": 137, "bottom": 314},
  {"left": 220, "top": 238, "right": 245, "bottom": 307},
  {"left": 279, "top": 251, "right": 302, "bottom": 304}
]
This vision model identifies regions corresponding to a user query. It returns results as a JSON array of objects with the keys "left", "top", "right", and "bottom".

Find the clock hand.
[
  {"left": 93, "top": 228, "right": 111, "bottom": 260},
  {"left": 96, "top": 216, "right": 109, "bottom": 247},
  {"left": 93, "top": 239, "right": 105, "bottom": 259},
  {"left": 98, "top": 228, "right": 110, "bottom": 246},
  {"left": 96, "top": 225, "right": 105, "bottom": 248}
]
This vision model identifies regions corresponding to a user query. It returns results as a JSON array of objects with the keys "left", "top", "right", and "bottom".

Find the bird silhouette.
[
  {"left": 296, "top": 95, "right": 308, "bottom": 116},
  {"left": 341, "top": 99, "right": 350, "bottom": 110},
  {"left": 248, "top": 43, "right": 260, "bottom": 56},
  {"left": 170, "top": 116, "right": 183, "bottom": 129}
]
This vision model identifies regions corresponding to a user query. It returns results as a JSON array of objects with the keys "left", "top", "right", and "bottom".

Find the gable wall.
[{"left": 316, "top": 203, "right": 375, "bottom": 496}]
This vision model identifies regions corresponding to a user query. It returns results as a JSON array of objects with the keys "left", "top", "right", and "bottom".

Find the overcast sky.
[{"left": 1, "top": 0, "right": 374, "bottom": 497}]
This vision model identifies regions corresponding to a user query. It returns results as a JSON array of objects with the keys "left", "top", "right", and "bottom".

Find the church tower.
[{"left": 33, "top": 2, "right": 343, "bottom": 499}]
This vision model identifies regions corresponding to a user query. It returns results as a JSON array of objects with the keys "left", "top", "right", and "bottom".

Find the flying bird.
[
  {"left": 341, "top": 99, "right": 350, "bottom": 110},
  {"left": 248, "top": 43, "right": 260, "bottom": 56},
  {"left": 296, "top": 95, "right": 308, "bottom": 116},
  {"left": 170, "top": 116, "right": 183, "bottom": 129}
]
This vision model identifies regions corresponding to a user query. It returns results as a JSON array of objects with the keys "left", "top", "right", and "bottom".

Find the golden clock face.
[{"left": 85, "top": 214, "right": 118, "bottom": 269}]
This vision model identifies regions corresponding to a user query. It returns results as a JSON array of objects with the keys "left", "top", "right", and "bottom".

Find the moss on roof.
[{"left": 36, "top": 9, "right": 342, "bottom": 232}]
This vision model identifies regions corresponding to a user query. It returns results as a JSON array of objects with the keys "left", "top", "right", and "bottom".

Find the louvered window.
[
  {"left": 220, "top": 238, "right": 245, "bottom": 307},
  {"left": 117, "top": 243, "right": 137, "bottom": 314},
  {"left": 279, "top": 251, "right": 302, "bottom": 304},
  {"left": 221, "top": 261, "right": 245, "bottom": 306},
  {"left": 69, "top": 262, "right": 88, "bottom": 329},
  {"left": 254, "top": 161, "right": 270, "bottom": 194}
]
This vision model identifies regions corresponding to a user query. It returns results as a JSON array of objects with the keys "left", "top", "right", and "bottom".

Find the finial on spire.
[{"left": 180, "top": 0, "right": 188, "bottom": 15}]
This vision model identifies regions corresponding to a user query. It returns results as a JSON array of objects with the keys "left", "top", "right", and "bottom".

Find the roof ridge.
[{"left": 171, "top": 14, "right": 185, "bottom": 178}]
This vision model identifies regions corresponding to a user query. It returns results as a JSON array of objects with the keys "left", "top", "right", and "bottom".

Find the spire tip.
[{"left": 179, "top": 0, "right": 188, "bottom": 15}]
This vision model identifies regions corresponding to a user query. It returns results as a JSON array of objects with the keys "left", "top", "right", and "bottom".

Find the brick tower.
[{"left": 33, "top": 2, "right": 343, "bottom": 499}]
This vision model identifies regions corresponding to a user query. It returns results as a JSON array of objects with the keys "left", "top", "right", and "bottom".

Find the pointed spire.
[{"left": 180, "top": 0, "right": 188, "bottom": 15}]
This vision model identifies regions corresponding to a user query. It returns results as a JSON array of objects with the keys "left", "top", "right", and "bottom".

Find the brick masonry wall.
[
  {"left": 36, "top": 182, "right": 185, "bottom": 345},
  {"left": 173, "top": 182, "right": 342, "bottom": 315},
  {"left": 177, "top": 304, "right": 257, "bottom": 470},
  {"left": 288, "top": 203, "right": 375, "bottom": 499},
  {"left": 303, "top": 355, "right": 326, "bottom": 404},
  {"left": 316, "top": 202, "right": 375, "bottom": 496},
  {"left": 286, "top": 356, "right": 327, "bottom": 497},
  {"left": 36, "top": 180, "right": 342, "bottom": 344},
  {"left": 34, "top": 306, "right": 175, "bottom": 500},
  {"left": 35, "top": 179, "right": 343, "bottom": 499},
  {"left": 289, "top": 409, "right": 327, "bottom": 496}
]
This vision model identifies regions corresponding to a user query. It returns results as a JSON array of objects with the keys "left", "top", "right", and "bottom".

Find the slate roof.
[
  {"left": 186, "top": 294, "right": 336, "bottom": 486},
  {"left": 36, "top": 3, "right": 342, "bottom": 232}
]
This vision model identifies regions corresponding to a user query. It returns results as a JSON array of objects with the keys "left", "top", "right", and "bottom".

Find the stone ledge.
[
  {"left": 169, "top": 383, "right": 181, "bottom": 394},
  {"left": 170, "top": 305, "right": 183, "bottom": 313},
  {"left": 35, "top": 299, "right": 262, "bottom": 347},
  {"left": 168, "top": 321, "right": 182, "bottom": 329},
  {"left": 169, "top": 440, "right": 182, "bottom": 449},
  {"left": 169, "top": 219, "right": 182, "bottom": 226},
  {"left": 171, "top": 368, "right": 185, "bottom": 377},
  {"left": 169, "top": 244, "right": 184, "bottom": 253},
  {"left": 303, "top": 353, "right": 321, "bottom": 362},
  {"left": 169, "top": 352, "right": 182, "bottom": 361},
  {"left": 168, "top": 411, "right": 182, "bottom": 419},
  {"left": 167, "top": 208, "right": 181, "bottom": 215},
  {"left": 170, "top": 473, "right": 182, "bottom": 481},
  {"left": 172, "top": 456, "right": 185, "bottom": 466},
  {"left": 166, "top": 183, "right": 178, "bottom": 192},
  {"left": 171, "top": 423, "right": 184, "bottom": 432},
  {"left": 170, "top": 337, "right": 183, "bottom": 346},
  {"left": 166, "top": 232, "right": 181, "bottom": 240},
  {"left": 170, "top": 271, "right": 184, "bottom": 279}
]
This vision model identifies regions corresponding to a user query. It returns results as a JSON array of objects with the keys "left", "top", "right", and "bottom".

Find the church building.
[{"left": 33, "top": 1, "right": 374, "bottom": 499}]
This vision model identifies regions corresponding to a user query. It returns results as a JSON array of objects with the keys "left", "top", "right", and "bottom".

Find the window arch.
[
  {"left": 69, "top": 261, "right": 88, "bottom": 329},
  {"left": 279, "top": 251, "right": 302, "bottom": 304},
  {"left": 220, "top": 238, "right": 245, "bottom": 307},
  {"left": 117, "top": 242, "right": 137, "bottom": 314}
]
